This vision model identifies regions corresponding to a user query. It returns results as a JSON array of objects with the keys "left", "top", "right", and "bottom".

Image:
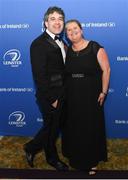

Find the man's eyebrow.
[{"left": 49, "top": 16, "right": 63, "bottom": 20}]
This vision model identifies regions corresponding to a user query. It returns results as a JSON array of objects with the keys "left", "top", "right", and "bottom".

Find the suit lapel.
[
  {"left": 43, "top": 31, "right": 66, "bottom": 65},
  {"left": 44, "top": 31, "right": 60, "bottom": 49}
]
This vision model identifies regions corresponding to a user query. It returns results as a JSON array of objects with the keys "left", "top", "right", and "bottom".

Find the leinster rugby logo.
[
  {"left": 3, "top": 49, "right": 22, "bottom": 67},
  {"left": 8, "top": 111, "right": 26, "bottom": 127}
]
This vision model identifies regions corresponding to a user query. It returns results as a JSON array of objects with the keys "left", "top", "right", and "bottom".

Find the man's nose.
[{"left": 55, "top": 19, "right": 60, "bottom": 24}]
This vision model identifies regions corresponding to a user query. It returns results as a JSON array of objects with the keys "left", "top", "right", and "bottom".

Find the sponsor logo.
[
  {"left": 37, "top": 118, "right": 43, "bottom": 122},
  {"left": 0, "top": 24, "right": 29, "bottom": 29},
  {"left": 41, "top": 21, "right": 45, "bottom": 32},
  {"left": 117, "top": 56, "right": 128, "bottom": 61},
  {"left": 0, "top": 88, "right": 33, "bottom": 92},
  {"left": 81, "top": 22, "right": 116, "bottom": 28},
  {"left": 41, "top": 21, "right": 116, "bottom": 32},
  {"left": 3, "top": 49, "right": 22, "bottom": 67},
  {"left": 8, "top": 111, "right": 26, "bottom": 127},
  {"left": 115, "top": 120, "right": 128, "bottom": 124},
  {"left": 126, "top": 87, "right": 128, "bottom": 97},
  {"left": 108, "top": 88, "right": 114, "bottom": 93}
]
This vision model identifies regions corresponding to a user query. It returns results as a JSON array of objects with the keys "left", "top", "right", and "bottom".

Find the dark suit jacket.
[{"left": 30, "top": 31, "right": 65, "bottom": 105}]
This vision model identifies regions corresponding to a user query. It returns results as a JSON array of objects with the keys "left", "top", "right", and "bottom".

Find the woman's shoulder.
[
  {"left": 90, "top": 40, "right": 103, "bottom": 47},
  {"left": 90, "top": 40, "right": 104, "bottom": 55}
]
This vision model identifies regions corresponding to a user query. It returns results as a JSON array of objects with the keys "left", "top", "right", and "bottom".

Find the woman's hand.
[
  {"left": 98, "top": 93, "right": 106, "bottom": 106},
  {"left": 51, "top": 100, "right": 58, "bottom": 108}
]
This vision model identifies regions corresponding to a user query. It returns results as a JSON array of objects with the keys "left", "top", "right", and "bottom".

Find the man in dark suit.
[{"left": 24, "top": 6, "right": 68, "bottom": 171}]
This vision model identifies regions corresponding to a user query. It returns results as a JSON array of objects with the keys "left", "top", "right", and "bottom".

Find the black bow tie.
[{"left": 54, "top": 35, "right": 62, "bottom": 41}]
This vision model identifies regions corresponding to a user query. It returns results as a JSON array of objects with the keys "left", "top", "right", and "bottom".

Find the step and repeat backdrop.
[{"left": 0, "top": 0, "right": 128, "bottom": 137}]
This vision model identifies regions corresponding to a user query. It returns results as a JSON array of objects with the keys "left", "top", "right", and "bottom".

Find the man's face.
[{"left": 45, "top": 12, "right": 64, "bottom": 35}]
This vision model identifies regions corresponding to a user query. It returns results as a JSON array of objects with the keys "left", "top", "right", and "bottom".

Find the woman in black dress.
[{"left": 62, "top": 20, "right": 110, "bottom": 174}]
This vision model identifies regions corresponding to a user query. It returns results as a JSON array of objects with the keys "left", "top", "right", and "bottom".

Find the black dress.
[{"left": 62, "top": 41, "right": 107, "bottom": 170}]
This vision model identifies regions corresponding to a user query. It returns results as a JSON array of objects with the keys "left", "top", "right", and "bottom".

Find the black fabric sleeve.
[
  {"left": 92, "top": 41, "right": 103, "bottom": 56},
  {"left": 30, "top": 44, "right": 48, "bottom": 92},
  {"left": 30, "top": 43, "right": 57, "bottom": 104}
]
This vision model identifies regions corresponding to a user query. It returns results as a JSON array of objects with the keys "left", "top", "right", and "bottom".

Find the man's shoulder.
[{"left": 31, "top": 33, "right": 46, "bottom": 46}]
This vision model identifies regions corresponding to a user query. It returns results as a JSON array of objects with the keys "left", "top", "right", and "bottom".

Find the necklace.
[{"left": 72, "top": 39, "right": 89, "bottom": 56}]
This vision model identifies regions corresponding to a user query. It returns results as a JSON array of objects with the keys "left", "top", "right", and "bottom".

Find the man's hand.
[{"left": 51, "top": 100, "right": 58, "bottom": 108}]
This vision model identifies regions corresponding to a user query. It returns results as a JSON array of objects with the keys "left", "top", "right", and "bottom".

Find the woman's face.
[{"left": 66, "top": 22, "right": 83, "bottom": 43}]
